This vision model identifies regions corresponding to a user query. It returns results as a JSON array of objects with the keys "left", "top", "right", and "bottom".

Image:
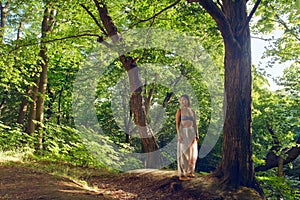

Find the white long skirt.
[{"left": 177, "top": 127, "right": 198, "bottom": 176}]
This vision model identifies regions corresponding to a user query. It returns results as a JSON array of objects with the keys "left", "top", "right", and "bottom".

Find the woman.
[{"left": 176, "top": 94, "right": 199, "bottom": 180}]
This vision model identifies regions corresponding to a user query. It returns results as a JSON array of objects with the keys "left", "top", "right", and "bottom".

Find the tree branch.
[
  {"left": 269, "top": 4, "right": 300, "bottom": 42},
  {"left": 80, "top": 3, "right": 108, "bottom": 36},
  {"left": 3, "top": 0, "right": 12, "bottom": 10},
  {"left": 93, "top": 0, "right": 121, "bottom": 43},
  {"left": 2, "top": 33, "right": 99, "bottom": 56},
  {"left": 187, "top": 0, "right": 237, "bottom": 46},
  {"left": 239, "top": 0, "right": 262, "bottom": 36},
  {"left": 255, "top": 123, "right": 300, "bottom": 172},
  {"left": 130, "top": 0, "right": 181, "bottom": 28}
]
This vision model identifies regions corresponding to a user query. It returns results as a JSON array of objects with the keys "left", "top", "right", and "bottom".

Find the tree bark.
[
  {"left": 278, "top": 156, "right": 284, "bottom": 177},
  {"left": 189, "top": 0, "right": 263, "bottom": 195},
  {"left": 0, "top": 90, "right": 7, "bottom": 116},
  {"left": 0, "top": 2, "right": 10, "bottom": 114},
  {"left": 26, "top": 84, "right": 38, "bottom": 134},
  {"left": 0, "top": 1, "right": 9, "bottom": 43},
  {"left": 35, "top": 5, "right": 55, "bottom": 151},
  {"left": 17, "top": 87, "right": 30, "bottom": 125},
  {"left": 123, "top": 58, "right": 161, "bottom": 168}
]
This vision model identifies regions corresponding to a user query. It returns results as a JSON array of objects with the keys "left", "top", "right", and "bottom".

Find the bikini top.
[{"left": 181, "top": 115, "right": 194, "bottom": 121}]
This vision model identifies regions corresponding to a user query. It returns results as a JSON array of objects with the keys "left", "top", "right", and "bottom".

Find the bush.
[{"left": 258, "top": 175, "right": 300, "bottom": 199}]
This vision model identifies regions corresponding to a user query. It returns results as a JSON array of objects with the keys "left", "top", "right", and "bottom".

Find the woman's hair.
[{"left": 180, "top": 94, "right": 191, "bottom": 107}]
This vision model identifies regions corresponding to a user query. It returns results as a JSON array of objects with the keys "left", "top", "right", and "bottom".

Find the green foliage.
[
  {"left": 252, "top": 66, "right": 300, "bottom": 199},
  {"left": 42, "top": 123, "right": 141, "bottom": 170},
  {"left": 0, "top": 121, "right": 34, "bottom": 151},
  {"left": 257, "top": 175, "right": 300, "bottom": 200},
  {"left": 252, "top": 0, "right": 300, "bottom": 65},
  {"left": 252, "top": 65, "right": 299, "bottom": 163},
  {"left": 0, "top": 121, "right": 140, "bottom": 170}
]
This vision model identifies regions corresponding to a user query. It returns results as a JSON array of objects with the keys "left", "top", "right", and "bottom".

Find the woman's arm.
[
  {"left": 193, "top": 110, "right": 199, "bottom": 140},
  {"left": 176, "top": 109, "right": 182, "bottom": 142}
]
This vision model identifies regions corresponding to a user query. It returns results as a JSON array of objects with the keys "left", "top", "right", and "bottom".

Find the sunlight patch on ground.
[
  {"left": 0, "top": 149, "right": 34, "bottom": 163},
  {"left": 0, "top": 151, "right": 22, "bottom": 162},
  {"left": 58, "top": 179, "right": 138, "bottom": 199},
  {"left": 126, "top": 169, "right": 177, "bottom": 178}
]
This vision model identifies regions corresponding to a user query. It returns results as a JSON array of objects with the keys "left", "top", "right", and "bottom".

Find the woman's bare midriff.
[{"left": 181, "top": 120, "right": 193, "bottom": 128}]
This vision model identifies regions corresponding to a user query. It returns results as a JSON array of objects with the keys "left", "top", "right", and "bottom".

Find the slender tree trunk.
[
  {"left": 17, "top": 87, "right": 30, "bottom": 125},
  {"left": 0, "top": 2, "right": 9, "bottom": 115},
  {"left": 0, "top": 90, "right": 7, "bottom": 115},
  {"left": 57, "top": 87, "right": 63, "bottom": 125},
  {"left": 35, "top": 6, "right": 54, "bottom": 151},
  {"left": 0, "top": 2, "right": 9, "bottom": 43},
  {"left": 120, "top": 45, "right": 161, "bottom": 168},
  {"left": 46, "top": 87, "right": 55, "bottom": 121},
  {"left": 124, "top": 58, "right": 161, "bottom": 168},
  {"left": 25, "top": 5, "right": 55, "bottom": 151},
  {"left": 15, "top": 20, "right": 27, "bottom": 125},
  {"left": 278, "top": 156, "right": 284, "bottom": 177},
  {"left": 26, "top": 84, "right": 38, "bottom": 134}
]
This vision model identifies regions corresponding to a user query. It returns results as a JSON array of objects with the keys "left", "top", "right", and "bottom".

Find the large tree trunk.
[
  {"left": 217, "top": 1, "right": 258, "bottom": 190},
  {"left": 188, "top": 0, "right": 263, "bottom": 195},
  {"left": 219, "top": 28, "right": 255, "bottom": 187}
]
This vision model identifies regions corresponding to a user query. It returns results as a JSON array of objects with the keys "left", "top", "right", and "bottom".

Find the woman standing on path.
[{"left": 176, "top": 94, "right": 199, "bottom": 181}]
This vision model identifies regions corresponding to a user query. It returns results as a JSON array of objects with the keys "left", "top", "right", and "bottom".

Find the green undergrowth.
[
  {"left": 0, "top": 121, "right": 141, "bottom": 172},
  {"left": 257, "top": 175, "right": 300, "bottom": 200}
]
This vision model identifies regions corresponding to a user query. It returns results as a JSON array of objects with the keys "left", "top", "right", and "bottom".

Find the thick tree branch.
[
  {"left": 92, "top": 0, "right": 121, "bottom": 44},
  {"left": 187, "top": 0, "right": 238, "bottom": 48},
  {"left": 239, "top": 0, "right": 262, "bottom": 36},
  {"left": 255, "top": 123, "right": 300, "bottom": 172}
]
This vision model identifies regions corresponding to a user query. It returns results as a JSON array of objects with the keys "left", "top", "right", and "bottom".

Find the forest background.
[{"left": 0, "top": 0, "right": 299, "bottom": 199}]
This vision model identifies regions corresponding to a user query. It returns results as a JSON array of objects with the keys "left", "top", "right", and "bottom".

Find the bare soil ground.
[{"left": 0, "top": 163, "right": 263, "bottom": 200}]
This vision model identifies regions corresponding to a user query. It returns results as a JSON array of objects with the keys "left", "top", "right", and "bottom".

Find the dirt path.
[
  {"left": 0, "top": 164, "right": 263, "bottom": 200},
  {"left": 0, "top": 165, "right": 106, "bottom": 200}
]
